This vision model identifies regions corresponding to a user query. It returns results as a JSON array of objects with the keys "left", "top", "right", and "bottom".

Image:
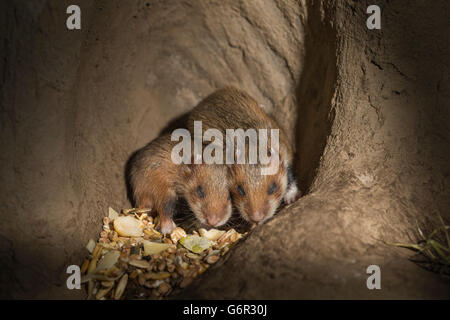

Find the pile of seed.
[{"left": 79, "top": 207, "right": 246, "bottom": 300}]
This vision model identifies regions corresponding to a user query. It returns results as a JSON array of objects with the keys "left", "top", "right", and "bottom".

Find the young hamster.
[
  {"left": 128, "top": 133, "right": 232, "bottom": 234},
  {"left": 187, "top": 86, "right": 299, "bottom": 224}
]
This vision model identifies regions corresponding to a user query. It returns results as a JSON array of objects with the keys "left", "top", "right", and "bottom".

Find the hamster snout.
[
  {"left": 206, "top": 215, "right": 220, "bottom": 226},
  {"left": 231, "top": 164, "right": 288, "bottom": 224},
  {"left": 195, "top": 188, "right": 232, "bottom": 227},
  {"left": 204, "top": 202, "right": 232, "bottom": 227},
  {"left": 242, "top": 196, "right": 281, "bottom": 224},
  {"left": 248, "top": 205, "right": 270, "bottom": 223},
  {"left": 178, "top": 163, "right": 232, "bottom": 228},
  {"left": 190, "top": 191, "right": 232, "bottom": 228}
]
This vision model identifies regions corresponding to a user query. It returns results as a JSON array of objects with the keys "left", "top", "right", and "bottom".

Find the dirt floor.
[{"left": 1, "top": 0, "right": 449, "bottom": 299}]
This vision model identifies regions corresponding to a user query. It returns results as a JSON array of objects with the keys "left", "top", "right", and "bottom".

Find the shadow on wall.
[{"left": 294, "top": 1, "right": 337, "bottom": 194}]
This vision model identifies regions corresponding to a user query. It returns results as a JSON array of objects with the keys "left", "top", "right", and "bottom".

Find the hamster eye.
[
  {"left": 267, "top": 182, "right": 277, "bottom": 195},
  {"left": 197, "top": 186, "right": 206, "bottom": 198},
  {"left": 237, "top": 185, "right": 246, "bottom": 196},
  {"left": 227, "top": 192, "right": 231, "bottom": 201}
]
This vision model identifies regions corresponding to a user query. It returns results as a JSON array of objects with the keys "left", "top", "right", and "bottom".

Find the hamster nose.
[
  {"left": 249, "top": 211, "right": 265, "bottom": 223},
  {"left": 206, "top": 215, "right": 221, "bottom": 226}
]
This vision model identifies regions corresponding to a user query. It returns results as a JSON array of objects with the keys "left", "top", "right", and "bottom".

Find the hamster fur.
[
  {"left": 128, "top": 133, "right": 232, "bottom": 233},
  {"left": 187, "top": 86, "right": 299, "bottom": 224}
]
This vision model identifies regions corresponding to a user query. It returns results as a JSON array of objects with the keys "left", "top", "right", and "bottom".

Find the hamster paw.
[
  {"left": 160, "top": 218, "right": 176, "bottom": 235},
  {"left": 284, "top": 184, "right": 301, "bottom": 204}
]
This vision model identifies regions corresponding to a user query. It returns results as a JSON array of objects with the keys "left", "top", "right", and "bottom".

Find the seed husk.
[
  {"left": 129, "top": 259, "right": 150, "bottom": 269},
  {"left": 145, "top": 272, "right": 171, "bottom": 280},
  {"left": 186, "top": 268, "right": 198, "bottom": 278},
  {"left": 86, "top": 239, "right": 96, "bottom": 253},
  {"left": 114, "top": 216, "right": 144, "bottom": 237},
  {"left": 170, "top": 227, "right": 187, "bottom": 243},
  {"left": 145, "top": 280, "right": 163, "bottom": 289},
  {"left": 198, "top": 264, "right": 208, "bottom": 274},
  {"left": 114, "top": 274, "right": 128, "bottom": 300},
  {"left": 105, "top": 266, "right": 122, "bottom": 278},
  {"left": 101, "top": 281, "right": 114, "bottom": 288},
  {"left": 87, "top": 280, "right": 94, "bottom": 298},
  {"left": 205, "top": 255, "right": 220, "bottom": 264},
  {"left": 81, "top": 271, "right": 123, "bottom": 284},
  {"left": 129, "top": 253, "right": 141, "bottom": 260},
  {"left": 199, "top": 228, "right": 226, "bottom": 241},
  {"left": 138, "top": 273, "right": 146, "bottom": 286},
  {"left": 103, "top": 217, "right": 110, "bottom": 226},
  {"left": 179, "top": 235, "right": 212, "bottom": 253},
  {"left": 221, "top": 246, "right": 230, "bottom": 255},
  {"left": 96, "top": 286, "right": 112, "bottom": 300},
  {"left": 100, "top": 231, "right": 109, "bottom": 239},
  {"left": 108, "top": 207, "right": 120, "bottom": 220},
  {"left": 166, "top": 246, "right": 176, "bottom": 254},
  {"left": 80, "top": 259, "right": 89, "bottom": 274},
  {"left": 142, "top": 240, "right": 172, "bottom": 255},
  {"left": 167, "top": 264, "right": 176, "bottom": 273},
  {"left": 96, "top": 250, "right": 120, "bottom": 272},
  {"left": 87, "top": 258, "right": 97, "bottom": 274},
  {"left": 92, "top": 244, "right": 102, "bottom": 260},
  {"left": 157, "top": 261, "right": 166, "bottom": 271},
  {"left": 129, "top": 269, "right": 139, "bottom": 280},
  {"left": 158, "top": 282, "right": 171, "bottom": 295},
  {"left": 186, "top": 253, "right": 201, "bottom": 260},
  {"left": 131, "top": 208, "right": 152, "bottom": 214},
  {"left": 217, "top": 228, "right": 241, "bottom": 245},
  {"left": 176, "top": 265, "right": 187, "bottom": 276}
]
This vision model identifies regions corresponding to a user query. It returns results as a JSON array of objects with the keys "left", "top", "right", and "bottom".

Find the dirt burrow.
[{"left": 0, "top": 0, "right": 449, "bottom": 299}]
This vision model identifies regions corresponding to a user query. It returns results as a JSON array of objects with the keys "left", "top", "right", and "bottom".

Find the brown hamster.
[
  {"left": 128, "top": 133, "right": 232, "bottom": 234},
  {"left": 187, "top": 86, "right": 299, "bottom": 224}
]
